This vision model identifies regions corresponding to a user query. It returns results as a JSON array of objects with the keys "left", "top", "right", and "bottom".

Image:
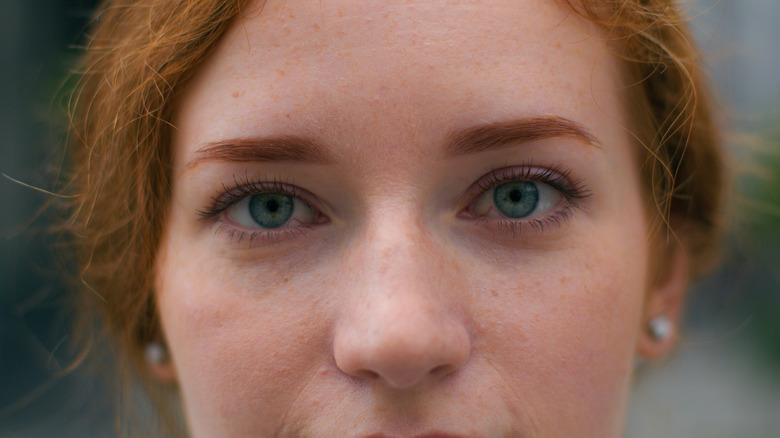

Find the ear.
[
  {"left": 636, "top": 246, "right": 689, "bottom": 360},
  {"left": 145, "top": 342, "right": 178, "bottom": 383}
]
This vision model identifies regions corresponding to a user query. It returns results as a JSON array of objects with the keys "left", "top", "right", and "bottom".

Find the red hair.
[{"left": 65, "top": 0, "right": 725, "bottom": 435}]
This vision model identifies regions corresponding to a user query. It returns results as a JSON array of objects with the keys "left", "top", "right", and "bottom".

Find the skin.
[{"left": 155, "top": 0, "right": 687, "bottom": 436}]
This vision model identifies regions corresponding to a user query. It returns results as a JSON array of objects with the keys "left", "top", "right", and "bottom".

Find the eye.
[
  {"left": 226, "top": 192, "right": 317, "bottom": 229},
  {"left": 460, "top": 164, "right": 591, "bottom": 235},
  {"left": 471, "top": 180, "right": 562, "bottom": 219}
]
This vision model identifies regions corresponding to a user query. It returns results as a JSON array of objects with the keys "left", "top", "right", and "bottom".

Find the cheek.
[
  {"left": 474, "top": 235, "right": 647, "bottom": 433},
  {"left": 155, "top": 244, "right": 333, "bottom": 435}
]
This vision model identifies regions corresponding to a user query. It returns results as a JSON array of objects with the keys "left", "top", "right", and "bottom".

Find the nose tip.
[
  {"left": 333, "top": 212, "right": 471, "bottom": 389},
  {"left": 334, "top": 302, "right": 471, "bottom": 389}
]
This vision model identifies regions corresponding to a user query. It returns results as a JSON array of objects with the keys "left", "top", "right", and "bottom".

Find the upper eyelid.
[
  {"left": 477, "top": 168, "right": 555, "bottom": 191},
  {"left": 469, "top": 164, "right": 586, "bottom": 197},
  {"left": 198, "top": 179, "right": 317, "bottom": 222}
]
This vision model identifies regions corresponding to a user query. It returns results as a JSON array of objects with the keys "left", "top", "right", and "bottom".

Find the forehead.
[{"left": 175, "top": 0, "right": 622, "bottom": 155}]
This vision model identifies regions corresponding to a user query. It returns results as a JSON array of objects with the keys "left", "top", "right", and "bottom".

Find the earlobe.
[
  {"left": 145, "top": 341, "right": 178, "bottom": 383},
  {"left": 637, "top": 247, "right": 689, "bottom": 360}
]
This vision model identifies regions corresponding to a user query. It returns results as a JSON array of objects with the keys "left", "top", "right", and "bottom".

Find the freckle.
[
  {"left": 277, "top": 69, "right": 286, "bottom": 77},
  {"left": 231, "top": 91, "right": 239, "bottom": 98},
  {"left": 313, "top": 23, "right": 320, "bottom": 30},
  {"left": 285, "top": 114, "right": 291, "bottom": 119}
]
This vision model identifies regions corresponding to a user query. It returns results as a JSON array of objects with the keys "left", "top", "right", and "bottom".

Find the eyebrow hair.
[
  {"left": 446, "top": 115, "right": 600, "bottom": 156},
  {"left": 186, "top": 135, "right": 335, "bottom": 170},
  {"left": 186, "top": 115, "right": 598, "bottom": 170}
]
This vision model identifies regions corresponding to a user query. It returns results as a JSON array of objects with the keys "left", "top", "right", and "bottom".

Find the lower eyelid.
[
  {"left": 212, "top": 221, "right": 314, "bottom": 248},
  {"left": 479, "top": 205, "right": 577, "bottom": 236}
]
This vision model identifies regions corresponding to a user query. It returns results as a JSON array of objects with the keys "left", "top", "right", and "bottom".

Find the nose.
[{"left": 332, "top": 220, "right": 471, "bottom": 390}]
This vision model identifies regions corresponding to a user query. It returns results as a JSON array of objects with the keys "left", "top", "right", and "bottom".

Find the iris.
[
  {"left": 493, "top": 181, "right": 539, "bottom": 218},
  {"left": 248, "top": 193, "right": 294, "bottom": 228}
]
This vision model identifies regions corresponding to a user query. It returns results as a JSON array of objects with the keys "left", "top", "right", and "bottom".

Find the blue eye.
[
  {"left": 472, "top": 179, "right": 561, "bottom": 220},
  {"left": 225, "top": 192, "right": 316, "bottom": 229},
  {"left": 248, "top": 194, "right": 294, "bottom": 228},
  {"left": 493, "top": 181, "right": 539, "bottom": 218}
]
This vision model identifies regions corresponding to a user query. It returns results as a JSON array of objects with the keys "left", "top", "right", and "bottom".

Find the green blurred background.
[{"left": 1, "top": 0, "right": 778, "bottom": 436}]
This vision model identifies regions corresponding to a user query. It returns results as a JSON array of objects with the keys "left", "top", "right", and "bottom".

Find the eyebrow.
[
  {"left": 445, "top": 115, "right": 600, "bottom": 156},
  {"left": 186, "top": 135, "right": 335, "bottom": 170},
  {"left": 185, "top": 115, "right": 599, "bottom": 170}
]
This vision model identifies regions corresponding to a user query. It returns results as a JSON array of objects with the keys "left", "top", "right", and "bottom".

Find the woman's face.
[{"left": 156, "top": 0, "right": 681, "bottom": 436}]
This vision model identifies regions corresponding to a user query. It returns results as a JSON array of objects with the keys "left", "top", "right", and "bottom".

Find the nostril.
[
  {"left": 356, "top": 369, "right": 380, "bottom": 380},
  {"left": 430, "top": 364, "right": 453, "bottom": 376}
]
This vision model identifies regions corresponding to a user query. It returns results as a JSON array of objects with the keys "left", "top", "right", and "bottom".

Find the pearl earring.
[
  {"left": 648, "top": 315, "right": 672, "bottom": 341},
  {"left": 145, "top": 342, "right": 170, "bottom": 365}
]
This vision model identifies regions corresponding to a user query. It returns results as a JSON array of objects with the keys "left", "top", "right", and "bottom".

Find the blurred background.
[
  {"left": 626, "top": 2, "right": 780, "bottom": 436},
  {"left": 0, "top": 0, "right": 778, "bottom": 437}
]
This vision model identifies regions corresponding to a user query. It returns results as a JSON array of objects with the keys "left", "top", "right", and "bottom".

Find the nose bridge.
[
  {"left": 333, "top": 207, "right": 471, "bottom": 389},
  {"left": 366, "top": 206, "right": 437, "bottom": 292},
  {"left": 355, "top": 200, "right": 452, "bottom": 315}
]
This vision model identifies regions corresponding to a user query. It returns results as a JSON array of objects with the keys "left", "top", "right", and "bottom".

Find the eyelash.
[
  {"left": 466, "top": 162, "right": 591, "bottom": 235},
  {"left": 199, "top": 175, "right": 295, "bottom": 219},
  {"left": 198, "top": 163, "right": 590, "bottom": 245}
]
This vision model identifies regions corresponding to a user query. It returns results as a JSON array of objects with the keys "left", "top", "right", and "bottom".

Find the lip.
[{"left": 364, "top": 434, "right": 466, "bottom": 438}]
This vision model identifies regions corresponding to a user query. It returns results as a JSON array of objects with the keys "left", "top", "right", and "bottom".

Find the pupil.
[
  {"left": 509, "top": 190, "right": 522, "bottom": 203},
  {"left": 266, "top": 199, "right": 279, "bottom": 212}
]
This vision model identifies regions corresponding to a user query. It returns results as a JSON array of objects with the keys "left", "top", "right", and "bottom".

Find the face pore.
[{"left": 155, "top": 0, "right": 668, "bottom": 436}]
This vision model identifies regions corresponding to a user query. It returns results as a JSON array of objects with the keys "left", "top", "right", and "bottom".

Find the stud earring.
[
  {"left": 648, "top": 315, "right": 672, "bottom": 341},
  {"left": 145, "top": 342, "right": 170, "bottom": 365}
]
